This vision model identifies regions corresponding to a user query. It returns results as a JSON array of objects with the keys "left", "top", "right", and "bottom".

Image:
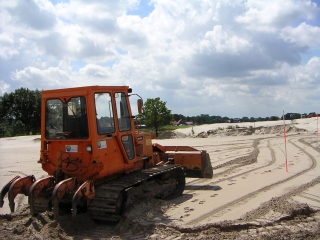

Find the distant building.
[
  {"left": 233, "top": 118, "right": 241, "bottom": 123},
  {"left": 171, "top": 119, "right": 193, "bottom": 126},
  {"left": 308, "top": 112, "right": 317, "bottom": 118}
]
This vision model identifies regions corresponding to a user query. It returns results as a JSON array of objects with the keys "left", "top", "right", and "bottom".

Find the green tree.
[
  {"left": 269, "top": 116, "right": 280, "bottom": 121},
  {"left": 141, "top": 97, "right": 173, "bottom": 137},
  {"left": 173, "top": 114, "right": 186, "bottom": 121},
  {"left": 241, "top": 117, "right": 250, "bottom": 122},
  {"left": 284, "top": 112, "right": 300, "bottom": 120},
  {"left": 0, "top": 88, "right": 41, "bottom": 136},
  {"left": 210, "top": 115, "right": 224, "bottom": 123}
]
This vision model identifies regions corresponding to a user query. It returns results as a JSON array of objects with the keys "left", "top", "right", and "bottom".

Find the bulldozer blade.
[
  {"left": 153, "top": 144, "right": 213, "bottom": 178},
  {"left": 8, "top": 175, "right": 36, "bottom": 212},
  {"left": 182, "top": 151, "right": 213, "bottom": 178},
  {"left": 71, "top": 180, "right": 95, "bottom": 217},
  {"left": 29, "top": 176, "right": 55, "bottom": 215},
  {"left": 0, "top": 176, "right": 20, "bottom": 208},
  {"left": 51, "top": 177, "right": 77, "bottom": 218},
  {"left": 200, "top": 152, "right": 213, "bottom": 178}
]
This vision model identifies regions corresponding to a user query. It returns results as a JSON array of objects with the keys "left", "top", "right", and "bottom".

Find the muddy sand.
[{"left": 0, "top": 118, "right": 319, "bottom": 239}]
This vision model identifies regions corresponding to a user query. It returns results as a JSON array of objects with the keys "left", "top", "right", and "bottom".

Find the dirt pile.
[
  {"left": 158, "top": 124, "right": 307, "bottom": 139},
  {"left": 115, "top": 198, "right": 171, "bottom": 233},
  {"left": 256, "top": 125, "right": 306, "bottom": 135},
  {"left": 196, "top": 124, "right": 307, "bottom": 138},
  {"left": 157, "top": 131, "right": 188, "bottom": 139},
  {"left": 0, "top": 202, "right": 97, "bottom": 240}
]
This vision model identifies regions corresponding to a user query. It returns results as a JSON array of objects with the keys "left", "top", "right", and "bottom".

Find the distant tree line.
[
  {"left": 0, "top": 88, "right": 41, "bottom": 137},
  {"left": 173, "top": 112, "right": 309, "bottom": 125}
]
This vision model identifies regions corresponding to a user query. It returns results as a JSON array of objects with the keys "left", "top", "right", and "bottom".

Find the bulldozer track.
[
  {"left": 88, "top": 164, "right": 185, "bottom": 222},
  {"left": 300, "top": 137, "right": 320, "bottom": 153},
  {"left": 186, "top": 136, "right": 318, "bottom": 225},
  {"left": 184, "top": 132, "right": 309, "bottom": 191}
]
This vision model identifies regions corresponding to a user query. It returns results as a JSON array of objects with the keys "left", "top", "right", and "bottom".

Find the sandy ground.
[{"left": 0, "top": 118, "right": 319, "bottom": 239}]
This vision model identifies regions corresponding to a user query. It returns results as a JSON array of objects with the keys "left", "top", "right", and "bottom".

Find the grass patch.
[{"left": 162, "top": 125, "right": 191, "bottom": 131}]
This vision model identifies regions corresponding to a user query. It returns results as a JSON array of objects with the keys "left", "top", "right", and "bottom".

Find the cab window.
[
  {"left": 95, "top": 93, "right": 115, "bottom": 134},
  {"left": 115, "top": 92, "right": 131, "bottom": 132},
  {"left": 46, "top": 97, "right": 88, "bottom": 139}
]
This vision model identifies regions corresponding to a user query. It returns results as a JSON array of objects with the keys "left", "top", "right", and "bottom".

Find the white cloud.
[
  {"left": 235, "top": 0, "right": 318, "bottom": 32},
  {"left": 0, "top": 34, "right": 19, "bottom": 59},
  {"left": 11, "top": 66, "right": 71, "bottom": 89},
  {"left": 0, "top": 80, "right": 10, "bottom": 95},
  {"left": 287, "top": 57, "right": 320, "bottom": 86},
  {"left": 9, "top": 0, "right": 57, "bottom": 30},
  {"left": 204, "top": 84, "right": 224, "bottom": 97},
  {"left": 79, "top": 64, "right": 109, "bottom": 78},
  {"left": 280, "top": 22, "right": 320, "bottom": 48},
  {"left": 198, "top": 25, "right": 252, "bottom": 54}
]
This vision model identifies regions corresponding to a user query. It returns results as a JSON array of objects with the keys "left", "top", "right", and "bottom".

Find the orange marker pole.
[
  {"left": 283, "top": 111, "right": 288, "bottom": 172},
  {"left": 317, "top": 114, "right": 319, "bottom": 146}
]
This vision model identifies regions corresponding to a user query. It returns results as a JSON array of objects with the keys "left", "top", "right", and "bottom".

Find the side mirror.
[{"left": 137, "top": 99, "right": 143, "bottom": 114}]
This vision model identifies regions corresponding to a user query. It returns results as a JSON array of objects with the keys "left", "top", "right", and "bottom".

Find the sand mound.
[
  {"left": 0, "top": 203, "right": 95, "bottom": 240},
  {"left": 195, "top": 124, "right": 307, "bottom": 138},
  {"left": 157, "top": 131, "right": 188, "bottom": 139}
]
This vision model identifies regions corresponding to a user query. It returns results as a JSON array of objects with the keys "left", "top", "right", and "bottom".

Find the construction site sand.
[{"left": 0, "top": 118, "right": 319, "bottom": 239}]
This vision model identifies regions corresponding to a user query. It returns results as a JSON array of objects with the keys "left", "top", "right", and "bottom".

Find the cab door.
[
  {"left": 114, "top": 92, "right": 135, "bottom": 161},
  {"left": 94, "top": 92, "right": 125, "bottom": 174}
]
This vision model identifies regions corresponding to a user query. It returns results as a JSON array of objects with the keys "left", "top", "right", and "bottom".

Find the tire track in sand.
[
  {"left": 184, "top": 138, "right": 275, "bottom": 194},
  {"left": 186, "top": 136, "right": 318, "bottom": 225}
]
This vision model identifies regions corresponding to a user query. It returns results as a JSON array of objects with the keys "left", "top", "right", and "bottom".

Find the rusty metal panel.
[{"left": 169, "top": 151, "right": 202, "bottom": 170}]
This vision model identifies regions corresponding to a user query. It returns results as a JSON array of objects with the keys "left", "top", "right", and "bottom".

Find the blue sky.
[
  {"left": 1, "top": 0, "right": 320, "bottom": 118},
  {"left": 127, "top": 0, "right": 154, "bottom": 17}
]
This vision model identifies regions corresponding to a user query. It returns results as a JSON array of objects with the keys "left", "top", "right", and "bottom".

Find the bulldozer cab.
[{"left": 45, "top": 87, "right": 133, "bottom": 139}]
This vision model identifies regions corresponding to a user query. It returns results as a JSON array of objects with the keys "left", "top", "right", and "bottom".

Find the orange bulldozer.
[{"left": 0, "top": 86, "right": 213, "bottom": 221}]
